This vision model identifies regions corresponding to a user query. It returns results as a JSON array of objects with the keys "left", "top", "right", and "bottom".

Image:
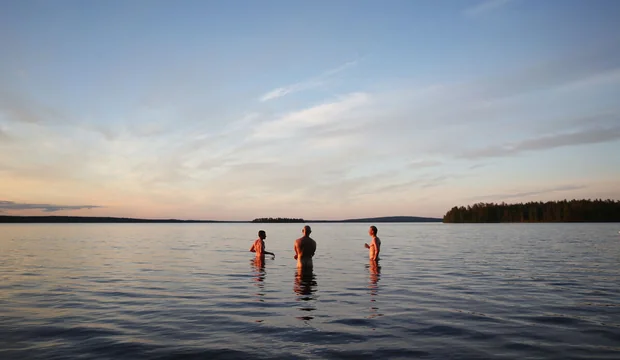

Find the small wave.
[
  {"left": 320, "top": 347, "right": 431, "bottom": 359},
  {"left": 328, "top": 318, "right": 374, "bottom": 327},
  {"left": 519, "top": 314, "right": 582, "bottom": 326}
]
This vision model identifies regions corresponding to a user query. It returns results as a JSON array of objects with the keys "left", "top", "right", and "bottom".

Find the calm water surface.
[{"left": 1, "top": 223, "right": 619, "bottom": 359}]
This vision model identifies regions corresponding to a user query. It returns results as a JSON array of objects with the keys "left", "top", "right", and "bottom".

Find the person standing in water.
[
  {"left": 294, "top": 225, "right": 316, "bottom": 268},
  {"left": 250, "top": 230, "right": 275, "bottom": 260},
  {"left": 365, "top": 225, "right": 381, "bottom": 261}
]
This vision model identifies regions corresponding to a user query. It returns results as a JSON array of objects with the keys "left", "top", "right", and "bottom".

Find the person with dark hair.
[
  {"left": 294, "top": 225, "right": 316, "bottom": 269},
  {"left": 365, "top": 226, "right": 381, "bottom": 261},
  {"left": 250, "top": 230, "right": 275, "bottom": 259}
]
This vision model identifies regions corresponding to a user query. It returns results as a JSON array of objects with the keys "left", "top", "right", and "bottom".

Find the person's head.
[
  {"left": 369, "top": 226, "right": 378, "bottom": 236},
  {"left": 302, "top": 225, "right": 312, "bottom": 236},
  {"left": 258, "top": 230, "right": 266, "bottom": 239}
]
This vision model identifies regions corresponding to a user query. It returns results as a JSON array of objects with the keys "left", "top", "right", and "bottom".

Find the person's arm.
[
  {"left": 293, "top": 241, "right": 299, "bottom": 260},
  {"left": 265, "top": 250, "right": 275, "bottom": 257},
  {"left": 249, "top": 241, "right": 256, "bottom": 252},
  {"left": 364, "top": 243, "right": 370, "bottom": 249}
]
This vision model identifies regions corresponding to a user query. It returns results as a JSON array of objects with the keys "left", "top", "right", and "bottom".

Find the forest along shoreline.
[{"left": 443, "top": 199, "right": 620, "bottom": 223}]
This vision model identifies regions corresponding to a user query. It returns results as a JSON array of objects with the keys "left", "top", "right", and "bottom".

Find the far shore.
[{"left": 0, "top": 215, "right": 442, "bottom": 224}]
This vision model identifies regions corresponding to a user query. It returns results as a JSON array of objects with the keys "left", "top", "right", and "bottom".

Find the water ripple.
[{"left": 1, "top": 223, "right": 619, "bottom": 359}]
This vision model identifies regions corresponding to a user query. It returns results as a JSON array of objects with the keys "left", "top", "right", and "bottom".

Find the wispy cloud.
[
  {"left": 359, "top": 40, "right": 620, "bottom": 143},
  {"left": 409, "top": 160, "right": 442, "bottom": 169},
  {"left": 0, "top": 88, "right": 124, "bottom": 141},
  {"left": 0, "top": 127, "right": 9, "bottom": 142},
  {"left": 355, "top": 172, "right": 468, "bottom": 196},
  {"left": 0, "top": 200, "right": 102, "bottom": 212},
  {"left": 252, "top": 92, "right": 370, "bottom": 139},
  {"left": 468, "top": 163, "right": 489, "bottom": 170},
  {"left": 0, "top": 90, "right": 65, "bottom": 124},
  {"left": 464, "top": 0, "right": 515, "bottom": 17},
  {"left": 258, "top": 60, "right": 358, "bottom": 102},
  {"left": 459, "top": 125, "right": 620, "bottom": 159},
  {"left": 468, "top": 185, "right": 587, "bottom": 201}
]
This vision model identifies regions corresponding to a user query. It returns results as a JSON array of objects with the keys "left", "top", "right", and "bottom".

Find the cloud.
[
  {"left": 472, "top": 42, "right": 620, "bottom": 102},
  {"left": 464, "top": 0, "right": 515, "bottom": 17},
  {"left": 0, "top": 89, "right": 123, "bottom": 141},
  {"left": 468, "top": 163, "right": 489, "bottom": 170},
  {"left": 252, "top": 92, "right": 370, "bottom": 139},
  {"left": 459, "top": 125, "right": 620, "bottom": 159},
  {"left": 532, "top": 111, "right": 620, "bottom": 134},
  {"left": 556, "top": 68, "right": 620, "bottom": 93},
  {"left": 0, "top": 200, "right": 103, "bottom": 212},
  {"left": 356, "top": 172, "right": 468, "bottom": 196},
  {"left": 353, "top": 40, "right": 620, "bottom": 148},
  {"left": 409, "top": 160, "right": 442, "bottom": 169},
  {"left": 0, "top": 127, "right": 9, "bottom": 142},
  {"left": 0, "top": 90, "right": 65, "bottom": 124},
  {"left": 258, "top": 60, "right": 358, "bottom": 102},
  {"left": 468, "top": 185, "right": 587, "bottom": 201}
]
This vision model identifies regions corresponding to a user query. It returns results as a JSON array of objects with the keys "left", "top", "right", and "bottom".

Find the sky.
[{"left": 1, "top": 0, "right": 619, "bottom": 220}]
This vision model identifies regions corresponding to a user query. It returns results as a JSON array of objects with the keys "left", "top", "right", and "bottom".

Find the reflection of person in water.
[
  {"left": 294, "top": 266, "right": 317, "bottom": 321},
  {"left": 251, "top": 257, "right": 266, "bottom": 301},
  {"left": 367, "top": 260, "right": 382, "bottom": 318},
  {"left": 252, "top": 257, "right": 265, "bottom": 280},
  {"left": 250, "top": 258, "right": 268, "bottom": 323},
  {"left": 369, "top": 260, "right": 380, "bottom": 292},
  {"left": 294, "top": 267, "right": 316, "bottom": 297}
]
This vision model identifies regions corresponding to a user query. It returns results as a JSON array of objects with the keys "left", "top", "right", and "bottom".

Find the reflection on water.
[
  {"left": 251, "top": 258, "right": 266, "bottom": 301},
  {"left": 294, "top": 267, "right": 318, "bottom": 321},
  {"left": 2, "top": 223, "right": 620, "bottom": 359},
  {"left": 367, "top": 260, "right": 383, "bottom": 318},
  {"left": 251, "top": 258, "right": 266, "bottom": 323}
]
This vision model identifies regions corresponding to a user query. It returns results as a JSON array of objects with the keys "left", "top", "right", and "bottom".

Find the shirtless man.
[
  {"left": 294, "top": 225, "right": 316, "bottom": 268},
  {"left": 250, "top": 230, "right": 275, "bottom": 259},
  {"left": 364, "top": 225, "right": 381, "bottom": 261}
]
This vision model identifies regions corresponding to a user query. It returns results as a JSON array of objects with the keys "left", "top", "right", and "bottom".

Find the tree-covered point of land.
[
  {"left": 443, "top": 199, "right": 620, "bottom": 223},
  {"left": 251, "top": 217, "right": 305, "bottom": 223}
]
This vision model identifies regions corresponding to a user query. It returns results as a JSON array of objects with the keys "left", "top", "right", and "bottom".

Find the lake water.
[{"left": 1, "top": 223, "right": 619, "bottom": 359}]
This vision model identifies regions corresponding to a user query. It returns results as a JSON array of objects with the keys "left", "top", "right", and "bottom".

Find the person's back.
[
  {"left": 252, "top": 238, "right": 265, "bottom": 258},
  {"left": 294, "top": 225, "right": 316, "bottom": 268}
]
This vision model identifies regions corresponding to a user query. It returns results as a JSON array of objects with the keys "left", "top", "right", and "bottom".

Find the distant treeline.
[
  {"left": 443, "top": 199, "right": 620, "bottom": 223},
  {"left": 251, "top": 217, "right": 305, "bottom": 223}
]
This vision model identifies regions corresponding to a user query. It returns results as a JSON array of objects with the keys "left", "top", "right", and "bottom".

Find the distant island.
[
  {"left": 252, "top": 217, "right": 305, "bottom": 223},
  {"left": 443, "top": 199, "right": 620, "bottom": 223},
  {"left": 0, "top": 215, "right": 442, "bottom": 223}
]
